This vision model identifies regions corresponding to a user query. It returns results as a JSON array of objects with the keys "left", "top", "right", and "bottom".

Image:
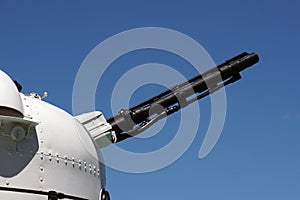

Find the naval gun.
[{"left": 0, "top": 52, "right": 259, "bottom": 200}]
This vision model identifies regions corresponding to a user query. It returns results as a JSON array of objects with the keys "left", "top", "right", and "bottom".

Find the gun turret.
[
  {"left": 107, "top": 52, "right": 259, "bottom": 143},
  {"left": 0, "top": 52, "right": 258, "bottom": 199}
]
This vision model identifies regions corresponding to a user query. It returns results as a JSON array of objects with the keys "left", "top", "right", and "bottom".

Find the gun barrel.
[{"left": 107, "top": 52, "right": 259, "bottom": 142}]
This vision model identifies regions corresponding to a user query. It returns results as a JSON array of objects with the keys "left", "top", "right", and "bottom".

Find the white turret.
[{"left": 0, "top": 70, "right": 110, "bottom": 200}]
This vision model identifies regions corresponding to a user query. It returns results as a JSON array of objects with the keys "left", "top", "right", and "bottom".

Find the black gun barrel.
[{"left": 107, "top": 52, "right": 259, "bottom": 142}]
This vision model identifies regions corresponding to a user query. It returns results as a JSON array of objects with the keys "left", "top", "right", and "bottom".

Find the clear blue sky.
[{"left": 0, "top": 1, "right": 299, "bottom": 199}]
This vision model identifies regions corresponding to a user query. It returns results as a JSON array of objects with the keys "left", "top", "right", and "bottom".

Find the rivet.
[
  {"left": 78, "top": 160, "right": 82, "bottom": 169},
  {"left": 56, "top": 153, "right": 59, "bottom": 163},
  {"left": 5, "top": 181, "right": 9, "bottom": 185},
  {"left": 40, "top": 177, "right": 43, "bottom": 182},
  {"left": 89, "top": 164, "right": 92, "bottom": 173},
  {"left": 40, "top": 167, "right": 44, "bottom": 172},
  {"left": 63, "top": 155, "right": 67, "bottom": 165}
]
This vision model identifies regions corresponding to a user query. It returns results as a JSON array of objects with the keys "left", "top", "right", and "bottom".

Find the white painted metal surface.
[
  {"left": 75, "top": 111, "right": 115, "bottom": 149},
  {"left": 0, "top": 70, "right": 108, "bottom": 200},
  {"left": 0, "top": 70, "right": 24, "bottom": 117}
]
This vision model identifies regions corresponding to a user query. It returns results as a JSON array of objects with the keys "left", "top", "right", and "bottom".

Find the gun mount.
[{"left": 0, "top": 51, "right": 259, "bottom": 200}]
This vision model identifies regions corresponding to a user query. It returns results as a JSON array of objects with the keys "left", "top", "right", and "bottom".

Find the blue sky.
[{"left": 0, "top": 0, "right": 300, "bottom": 199}]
